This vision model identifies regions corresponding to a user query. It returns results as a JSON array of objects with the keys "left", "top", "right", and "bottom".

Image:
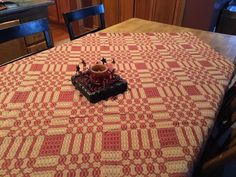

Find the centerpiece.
[{"left": 71, "top": 58, "right": 128, "bottom": 103}]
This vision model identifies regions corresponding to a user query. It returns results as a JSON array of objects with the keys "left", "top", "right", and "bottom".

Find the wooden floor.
[
  {"left": 49, "top": 22, "right": 100, "bottom": 46},
  {"left": 49, "top": 23, "right": 70, "bottom": 46}
]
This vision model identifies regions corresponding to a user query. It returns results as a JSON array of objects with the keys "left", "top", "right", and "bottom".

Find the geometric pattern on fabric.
[{"left": 0, "top": 32, "right": 234, "bottom": 177}]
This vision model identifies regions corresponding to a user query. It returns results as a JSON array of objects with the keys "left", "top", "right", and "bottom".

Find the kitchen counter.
[{"left": 0, "top": 0, "right": 54, "bottom": 23}]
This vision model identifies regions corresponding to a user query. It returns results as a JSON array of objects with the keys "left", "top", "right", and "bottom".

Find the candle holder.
[
  {"left": 90, "top": 64, "right": 109, "bottom": 83},
  {"left": 71, "top": 59, "right": 127, "bottom": 103}
]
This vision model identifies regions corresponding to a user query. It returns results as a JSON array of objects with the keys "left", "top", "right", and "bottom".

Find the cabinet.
[
  {"left": 134, "top": 0, "right": 155, "bottom": 21},
  {"left": 103, "top": 0, "right": 119, "bottom": 27},
  {"left": 153, "top": 0, "right": 177, "bottom": 24},
  {"left": 120, "top": 0, "right": 134, "bottom": 22},
  {"left": 48, "top": 0, "right": 133, "bottom": 27},
  {"left": 48, "top": 0, "right": 76, "bottom": 24},
  {"left": 48, "top": 2, "right": 59, "bottom": 23},
  {"left": 0, "top": 2, "right": 53, "bottom": 65},
  {"left": 48, "top": 0, "right": 185, "bottom": 30},
  {"left": 135, "top": 0, "right": 186, "bottom": 25},
  {"left": 0, "top": 20, "right": 28, "bottom": 65},
  {"left": 102, "top": 0, "right": 185, "bottom": 27},
  {"left": 25, "top": 33, "right": 47, "bottom": 53},
  {"left": 80, "top": 0, "right": 104, "bottom": 28},
  {"left": 102, "top": 0, "right": 134, "bottom": 27}
]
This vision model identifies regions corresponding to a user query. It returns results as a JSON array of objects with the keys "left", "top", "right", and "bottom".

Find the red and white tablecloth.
[{"left": 0, "top": 32, "right": 234, "bottom": 177}]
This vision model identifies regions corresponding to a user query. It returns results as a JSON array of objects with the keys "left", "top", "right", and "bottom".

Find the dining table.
[
  {"left": 0, "top": 18, "right": 235, "bottom": 177},
  {"left": 102, "top": 18, "right": 236, "bottom": 63}
]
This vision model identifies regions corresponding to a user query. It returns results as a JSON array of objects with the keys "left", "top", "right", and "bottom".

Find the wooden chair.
[
  {"left": 63, "top": 4, "right": 105, "bottom": 40},
  {"left": 0, "top": 18, "right": 53, "bottom": 66},
  {"left": 196, "top": 82, "right": 236, "bottom": 177}
]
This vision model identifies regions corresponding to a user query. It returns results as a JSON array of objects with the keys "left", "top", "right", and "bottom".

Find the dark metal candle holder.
[{"left": 71, "top": 59, "right": 127, "bottom": 103}]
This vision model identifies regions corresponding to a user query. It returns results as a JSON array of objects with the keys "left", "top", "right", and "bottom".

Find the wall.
[{"left": 182, "top": 0, "right": 215, "bottom": 30}]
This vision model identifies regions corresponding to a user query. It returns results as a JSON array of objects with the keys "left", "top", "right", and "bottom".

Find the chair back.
[
  {"left": 196, "top": 81, "right": 236, "bottom": 177},
  {"left": 63, "top": 4, "right": 105, "bottom": 40},
  {"left": 0, "top": 18, "right": 53, "bottom": 48}
]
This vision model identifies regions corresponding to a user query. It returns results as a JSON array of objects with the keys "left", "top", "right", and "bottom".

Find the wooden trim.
[{"left": 173, "top": 0, "right": 186, "bottom": 26}]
